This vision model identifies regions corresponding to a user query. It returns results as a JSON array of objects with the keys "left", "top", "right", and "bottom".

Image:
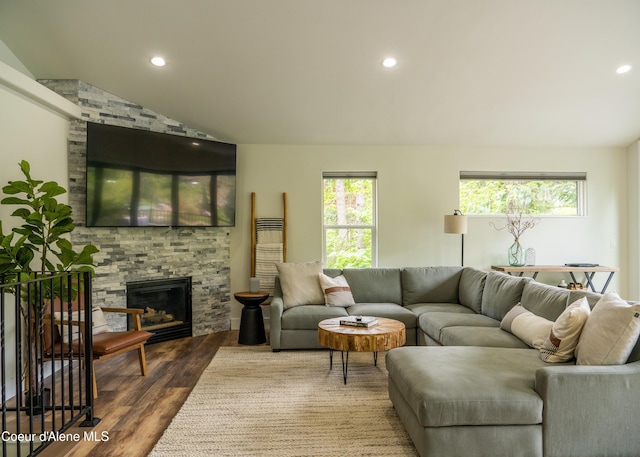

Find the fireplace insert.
[{"left": 126, "top": 277, "right": 192, "bottom": 344}]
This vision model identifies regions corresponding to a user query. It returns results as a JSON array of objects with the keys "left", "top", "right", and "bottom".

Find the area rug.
[{"left": 149, "top": 346, "right": 418, "bottom": 456}]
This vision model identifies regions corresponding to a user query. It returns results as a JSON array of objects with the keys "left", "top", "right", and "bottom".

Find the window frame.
[
  {"left": 322, "top": 172, "right": 378, "bottom": 268},
  {"left": 459, "top": 171, "right": 587, "bottom": 217}
]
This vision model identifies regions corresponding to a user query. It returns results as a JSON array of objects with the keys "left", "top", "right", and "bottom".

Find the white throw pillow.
[
  {"left": 53, "top": 306, "right": 112, "bottom": 344},
  {"left": 539, "top": 297, "right": 591, "bottom": 363},
  {"left": 318, "top": 273, "right": 355, "bottom": 307},
  {"left": 501, "top": 303, "right": 553, "bottom": 349},
  {"left": 275, "top": 261, "right": 324, "bottom": 309},
  {"left": 576, "top": 292, "right": 640, "bottom": 365}
]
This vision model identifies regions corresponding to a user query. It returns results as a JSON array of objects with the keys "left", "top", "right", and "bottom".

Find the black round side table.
[{"left": 234, "top": 291, "right": 269, "bottom": 345}]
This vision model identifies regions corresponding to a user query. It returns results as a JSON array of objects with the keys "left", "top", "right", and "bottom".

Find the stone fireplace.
[{"left": 39, "top": 79, "right": 232, "bottom": 336}]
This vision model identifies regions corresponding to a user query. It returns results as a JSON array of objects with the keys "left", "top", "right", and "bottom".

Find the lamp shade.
[{"left": 444, "top": 214, "right": 468, "bottom": 234}]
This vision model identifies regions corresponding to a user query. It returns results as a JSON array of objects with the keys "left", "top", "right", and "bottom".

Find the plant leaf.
[
  {"left": 39, "top": 181, "right": 66, "bottom": 198},
  {"left": 0, "top": 231, "right": 14, "bottom": 249},
  {"left": 43, "top": 197, "right": 58, "bottom": 213},
  {"left": 10, "top": 208, "right": 31, "bottom": 219},
  {"left": 55, "top": 204, "right": 72, "bottom": 217},
  {"left": 15, "top": 247, "right": 34, "bottom": 268},
  {"left": 1, "top": 197, "right": 30, "bottom": 205},
  {"left": 2, "top": 181, "right": 31, "bottom": 195},
  {"left": 19, "top": 160, "right": 30, "bottom": 176}
]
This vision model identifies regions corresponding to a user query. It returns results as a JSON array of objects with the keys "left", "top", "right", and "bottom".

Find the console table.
[{"left": 491, "top": 265, "right": 619, "bottom": 293}]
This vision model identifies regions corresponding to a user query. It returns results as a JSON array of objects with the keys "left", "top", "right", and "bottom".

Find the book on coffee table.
[{"left": 340, "top": 316, "right": 379, "bottom": 328}]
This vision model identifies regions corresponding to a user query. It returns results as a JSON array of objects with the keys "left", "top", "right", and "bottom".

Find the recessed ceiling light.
[
  {"left": 150, "top": 56, "right": 166, "bottom": 67},
  {"left": 616, "top": 64, "right": 631, "bottom": 74},
  {"left": 382, "top": 57, "right": 397, "bottom": 68}
]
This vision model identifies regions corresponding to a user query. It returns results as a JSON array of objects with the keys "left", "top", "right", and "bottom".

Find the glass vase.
[{"left": 508, "top": 240, "right": 524, "bottom": 266}]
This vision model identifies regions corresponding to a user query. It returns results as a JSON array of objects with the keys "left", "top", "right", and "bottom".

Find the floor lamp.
[{"left": 444, "top": 210, "right": 468, "bottom": 266}]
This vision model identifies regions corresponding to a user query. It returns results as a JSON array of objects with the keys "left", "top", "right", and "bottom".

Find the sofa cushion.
[
  {"left": 386, "top": 347, "right": 547, "bottom": 427},
  {"left": 405, "top": 302, "right": 476, "bottom": 316},
  {"left": 322, "top": 268, "right": 343, "bottom": 277},
  {"left": 520, "top": 282, "right": 570, "bottom": 321},
  {"left": 628, "top": 339, "right": 640, "bottom": 363},
  {"left": 576, "top": 292, "right": 640, "bottom": 365},
  {"left": 342, "top": 268, "right": 402, "bottom": 304},
  {"left": 275, "top": 261, "right": 324, "bottom": 308},
  {"left": 481, "top": 272, "right": 530, "bottom": 321},
  {"left": 346, "top": 303, "right": 417, "bottom": 329},
  {"left": 458, "top": 267, "right": 487, "bottom": 313},
  {"left": 568, "top": 289, "right": 603, "bottom": 309},
  {"left": 420, "top": 312, "right": 499, "bottom": 343},
  {"left": 318, "top": 273, "right": 355, "bottom": 307},
  {"left": 500, "top": 304, "right": 553, "bottom": 349},
  {"left": 540, "top": 297, "right": 591, "bottom": 362},
  {"left": 440, "top": 326, "right": 530, "bottom": 348},
  {"left": 401, "top": 267, "right": 462, "bottom": 305},
  {"left": 281, "top": 305, "right": 348, "bottom": 330}
]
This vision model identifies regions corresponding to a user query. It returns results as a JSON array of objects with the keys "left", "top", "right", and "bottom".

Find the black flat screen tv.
[{"left": 86, "top": 122, "right": 236, "bottom": 227}]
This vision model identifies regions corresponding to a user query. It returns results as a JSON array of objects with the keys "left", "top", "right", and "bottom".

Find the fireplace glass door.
[{"left": 126, "top": 277, "right": 192, "bottom": 344}]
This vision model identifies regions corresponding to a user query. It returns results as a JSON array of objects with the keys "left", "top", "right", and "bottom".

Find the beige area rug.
[{"left": 149, "top": 346, "right": 418, "bottom": 457}]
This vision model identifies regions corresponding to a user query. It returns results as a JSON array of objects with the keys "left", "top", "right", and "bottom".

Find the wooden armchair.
[
  {"left": 87, "top": 307, "right": 152, "bottom": 398},
  {"left": 45, "top": 306, "right": 152, "bottom": 398}
]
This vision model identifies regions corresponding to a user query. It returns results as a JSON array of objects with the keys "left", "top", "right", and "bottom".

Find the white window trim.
[
  {"left": 322, "top": 172, "right": 378, "bottom": 268},
  {"left": 459, "top": 171, "right": 587, "bottom": 217}
]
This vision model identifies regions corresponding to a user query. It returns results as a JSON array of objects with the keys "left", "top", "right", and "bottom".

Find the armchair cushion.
[
  {"left": 91, "top": 330, "right": 152, "bottom": 355},
  {"left": 53, "top": 307, "right": 112, "bottom": 343}
]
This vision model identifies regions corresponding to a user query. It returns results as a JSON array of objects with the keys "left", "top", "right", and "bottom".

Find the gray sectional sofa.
[
  {"left": 270, "top": 266, "right": 487, "bottom": 350},
  {"left": 269, "top": 266, "right": 640, "bottom": 457}
]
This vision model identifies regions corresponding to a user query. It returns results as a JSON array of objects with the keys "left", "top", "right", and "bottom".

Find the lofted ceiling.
[{"left": 1, "top": 0, "right": 639, "bottom": 148}]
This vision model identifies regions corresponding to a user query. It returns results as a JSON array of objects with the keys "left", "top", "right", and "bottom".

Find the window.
[
  {"left": 459, "top": 171, "right": 586, "bottom": 216},
  {"left": 323, "top": 172, "right": 377, "bottom": 268}
]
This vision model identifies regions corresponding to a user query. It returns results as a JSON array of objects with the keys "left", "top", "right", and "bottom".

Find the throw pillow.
[
  {"left": 53, "top": 306, "right": 112, "bottom": 344},
  {"left": 575, "top": 292, "right": 640, "bottom": 365},
  {"left": 275, "top": 261, "right": 324, "bottom": 309},
  {"left": 92, "top": 307, "right": 111, "bottom": 334},
  {"left": 501, "top": 303, "right": 553, "bottom": 349},
  {"left": 318, "top": 273, "right": 355, "bottom": 307},
  {"left": 539, "top": 297, "right": 591, "bottom": 363}
]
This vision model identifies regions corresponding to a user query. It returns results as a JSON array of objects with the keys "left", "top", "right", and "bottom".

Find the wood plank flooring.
[{"left": 40, "top": 330, "right": 250, "bottom": 457}]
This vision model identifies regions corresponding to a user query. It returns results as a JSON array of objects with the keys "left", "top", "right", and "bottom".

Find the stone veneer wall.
[{"left": 39, "top": 80, "right": 231, "bottom": 335}]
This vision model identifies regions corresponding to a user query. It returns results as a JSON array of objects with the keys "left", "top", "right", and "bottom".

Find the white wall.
[
  {"left": 0, "top": 61, "right": 80, "bottom": 226},
  {"left": 0, "top": 58, "right": 79, "bottom": 393},
  {"left": 628, "top": 141, "right": 640, "bottom": 300},
  {"left": 230, "top": 144, "right": 630, "bottom": 327}
]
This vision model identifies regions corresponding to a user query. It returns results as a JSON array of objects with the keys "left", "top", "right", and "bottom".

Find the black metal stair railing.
[{"left": 1, "top": 271, "right": 100, "bottom": 456}]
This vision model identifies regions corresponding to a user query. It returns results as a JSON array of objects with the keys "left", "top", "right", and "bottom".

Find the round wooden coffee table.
[{"left": 318, "top": 317, "right": 406, "bottom": 384}]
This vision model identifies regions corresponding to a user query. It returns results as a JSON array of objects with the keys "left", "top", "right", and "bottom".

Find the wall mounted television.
[{"left": 86, "top": 122, "right": 236, "bottom": 227}]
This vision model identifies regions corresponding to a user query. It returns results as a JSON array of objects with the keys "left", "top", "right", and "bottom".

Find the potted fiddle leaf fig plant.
[{"left": 0, "top": 160, "right": 98, "bottom": 414}]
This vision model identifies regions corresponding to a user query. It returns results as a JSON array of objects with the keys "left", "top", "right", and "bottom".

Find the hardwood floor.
[{"left": 41, "top": 330, "right": 249, "bottom": 457}]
